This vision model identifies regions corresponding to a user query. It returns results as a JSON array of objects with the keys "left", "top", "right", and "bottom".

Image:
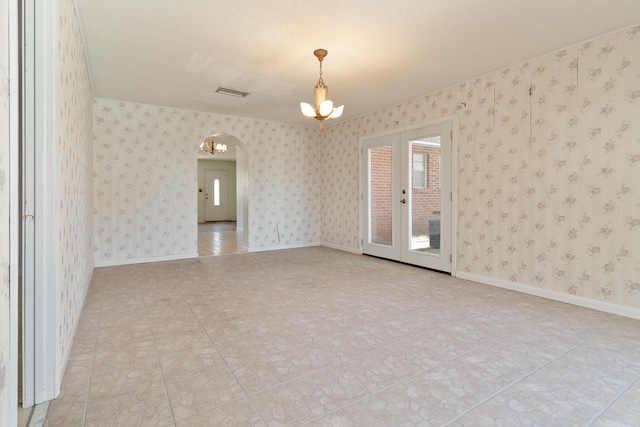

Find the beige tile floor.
[
  {"left": 198, "top": 221, "right": 248, "bottom": 257},
  {"left": 44, "top": 247, "right": 640, "bottom": 426}
]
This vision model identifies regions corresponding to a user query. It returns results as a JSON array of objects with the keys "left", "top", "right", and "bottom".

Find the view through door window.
[
  {"left": 410, "top": 136, "right": 441, "bottom": 254},
  {"left": 370, "top": 145, "right": 393, "bottom": 246}
]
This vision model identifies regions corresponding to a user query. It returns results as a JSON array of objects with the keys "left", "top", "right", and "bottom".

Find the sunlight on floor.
[{"left": 198, "top": 221, "right": 248, "bottom": 256}]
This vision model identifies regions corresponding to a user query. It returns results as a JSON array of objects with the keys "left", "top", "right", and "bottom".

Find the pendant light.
[{"left": 300, "top": 49, "right": 344, "bottom": 130}]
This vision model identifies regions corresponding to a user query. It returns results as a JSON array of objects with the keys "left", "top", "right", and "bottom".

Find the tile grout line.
[
  {"left": 182, "top": 291, "right": 270, "bottom": 427},
  {"left": 442, "top": 327, "right": 607, "bottom": 426},
  {"left": 80, "top": 292, "right": 104, "bottom": 427},
  {"left": 586, "top": 373, "right": 640, "bottom": 426},
  {"left": 143, "top": 289, "right": 179, "bottom": 426},
  {"left": 189, "top": 273, "right": 366, "bottom": 425},
  {"left": 236, "top": 314, "right": 547, "bottom": 421},
  {"left": 584, "top": 319, "right": 640, "bottom": 426},
  {"left": 329, "top": 317, "right": 546, "bottom": 416}
]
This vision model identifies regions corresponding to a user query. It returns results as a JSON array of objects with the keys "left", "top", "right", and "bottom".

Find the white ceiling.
[{"left": 76, "top": 0, "right": 640, "bottom": 128}]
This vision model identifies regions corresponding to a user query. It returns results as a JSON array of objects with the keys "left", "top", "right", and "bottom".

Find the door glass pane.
[
  {"left": 369, "top": 145, "right": 393, "bottom": 246},
  {"left": 412, "top": 153, "right": 426, "bottom": 188},
  {"left": 410, "top": 137, "right": 441, "bottom": 255},
  {"left": 214, "top": 179, "right": 220, "bottom": 206}
]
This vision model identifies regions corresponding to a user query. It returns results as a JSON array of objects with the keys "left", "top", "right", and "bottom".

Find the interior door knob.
[{"left": 400, "top": 199, "right": 406, "bottom": 204}]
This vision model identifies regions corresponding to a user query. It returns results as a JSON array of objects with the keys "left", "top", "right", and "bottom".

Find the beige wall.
[{"left": 322, "top": 25, "right": 640, "bottom": 313}]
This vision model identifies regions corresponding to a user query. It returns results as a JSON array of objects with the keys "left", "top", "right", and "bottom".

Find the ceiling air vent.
[{"left": 215, "top": 87, "right": 250, "bottom": 97}]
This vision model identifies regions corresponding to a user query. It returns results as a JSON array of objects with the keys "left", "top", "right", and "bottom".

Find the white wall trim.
[
  {"left": 248, "top": 242, "right": 321, "bottom": 253},
  {"left": 95, "top": 253, "right": 199, "bottom": 268},
  {"left": 322, "top": 242, "right": 361, "bottom": 255},
  {"left": 31, "top": 0, "right": 60, "bottom": 403},
  {"left": 456, "top": 271, "right": 640, "bottom": 321}
]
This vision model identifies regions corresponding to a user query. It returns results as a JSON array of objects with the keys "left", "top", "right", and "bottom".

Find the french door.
[{"left": 362, "top": 122, "right": 453, "bottom": 272}]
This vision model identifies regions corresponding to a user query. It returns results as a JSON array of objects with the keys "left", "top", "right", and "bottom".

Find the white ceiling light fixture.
[
  {"left": 199, "top": 135, "right": 227, "bottom": 155},
  {"left": 300, "top": 49, "right": 344, "bottom": 130}
]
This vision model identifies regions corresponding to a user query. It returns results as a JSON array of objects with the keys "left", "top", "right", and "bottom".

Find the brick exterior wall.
[
  {"left": 370, "top": 146, "right": 393, "bottom": 245},
  {"left": 369, "top": 144, "right": 441, "bottom": 246},
  {"left": 411, "top": 145, "right": 441, "bottom": 237}
]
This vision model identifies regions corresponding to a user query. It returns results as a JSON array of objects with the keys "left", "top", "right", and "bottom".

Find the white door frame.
[
  {"left": 21, "top": 0, "right": 59, "bottom": 406},
  {"left": 360, "top": 117, "right": 457, "bottom": 273},
  {"left": 21, "top": 0, "right": 36, "bottom": 407}
]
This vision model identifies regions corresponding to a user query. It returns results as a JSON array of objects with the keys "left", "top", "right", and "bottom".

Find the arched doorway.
[{"left": 196, "top": 133, "right": 249, "bottom": 256}]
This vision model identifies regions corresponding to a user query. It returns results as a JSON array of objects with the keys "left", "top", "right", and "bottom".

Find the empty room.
[{"left": 1, "top": 1, "right": 640, "bottom": 426}]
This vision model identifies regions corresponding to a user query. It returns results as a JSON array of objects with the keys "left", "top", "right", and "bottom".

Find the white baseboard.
[
  {"left": 247, "top": 242, "right": 321, "bottom": 253},
  {"left": 321, "top": 242, "right": 361, "bottom": 254},
  {"left": 456, "top": 271, "right": 640, "bottom": 320},
  {"left": 95, "top": 253, "right": 199, "bottom": 267}
]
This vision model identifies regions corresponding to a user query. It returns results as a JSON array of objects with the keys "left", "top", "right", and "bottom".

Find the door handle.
[{"left": 400, "top": 199, "right": 406, "bottom": 204}]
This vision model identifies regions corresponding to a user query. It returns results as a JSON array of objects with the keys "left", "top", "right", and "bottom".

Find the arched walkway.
[{"left": 196, "top": 133, "right": 249, "bottom": 256}]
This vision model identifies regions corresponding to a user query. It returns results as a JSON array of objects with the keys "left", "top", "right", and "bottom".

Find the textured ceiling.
[{"left": 76, "top": 0, "right": 640, "bottom": 128}]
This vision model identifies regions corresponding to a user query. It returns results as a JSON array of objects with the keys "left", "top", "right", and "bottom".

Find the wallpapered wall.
[
  {"left": 322, "top": 25, "right": 640, "bottom": 311},
  {"left": 56, "top": 0, "right": 95, "bottom": 382},
  {"left": 93, "top": 99, "right": 322, "bottom": 264},
  {"left": 0, "top": 0, "right": 11, "bottom": 421}
]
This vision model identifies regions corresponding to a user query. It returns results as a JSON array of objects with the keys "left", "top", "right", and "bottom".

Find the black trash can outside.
[{"left": 429, "top": 219, "right": 440, "bottom": 249}]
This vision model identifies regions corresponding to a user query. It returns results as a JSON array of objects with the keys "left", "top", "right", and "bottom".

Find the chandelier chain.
[{"left": 318, "top": 62, "right": 325, "bottom": 87}]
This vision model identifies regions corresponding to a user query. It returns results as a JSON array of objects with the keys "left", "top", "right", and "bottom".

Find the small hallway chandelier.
[
  {"left": 199, "top": 135, "right": 227, "bottom": 155},
  {"left": 300, "top": 49, "right": 344, "bottom": 130}
]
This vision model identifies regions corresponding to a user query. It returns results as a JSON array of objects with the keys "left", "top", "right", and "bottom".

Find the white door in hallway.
[
  {"left": 362, "top": 121, "right": 453, "bottom": 272},
  {"left": 205, "top": 170, "right": 229, "bottom": 221}
]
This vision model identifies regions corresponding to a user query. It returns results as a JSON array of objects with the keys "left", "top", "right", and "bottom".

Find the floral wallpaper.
[
  {"left": 0, "top": 0, "right": 11, "bottom": 421},
  {"left": 56, "top": 0, "right": 95, "bottom": 382},
  {"left": 93, "top": 99, "right": 322, "bottom": 265},
  {"left": 322, "top": 25, "right": 640, "bottom": 311}
]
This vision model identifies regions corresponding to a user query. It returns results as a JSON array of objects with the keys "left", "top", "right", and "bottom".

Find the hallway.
[{"left": 198, "top": 221, "right": 248, "bottom": 257}]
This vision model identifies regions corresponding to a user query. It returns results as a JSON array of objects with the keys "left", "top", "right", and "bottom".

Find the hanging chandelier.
[
  {"left": 199, "top": 135, "right": 227, "bottom": 155},
  {"left": 300, "top": 49, "right": 344, "bottom": 130}
]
